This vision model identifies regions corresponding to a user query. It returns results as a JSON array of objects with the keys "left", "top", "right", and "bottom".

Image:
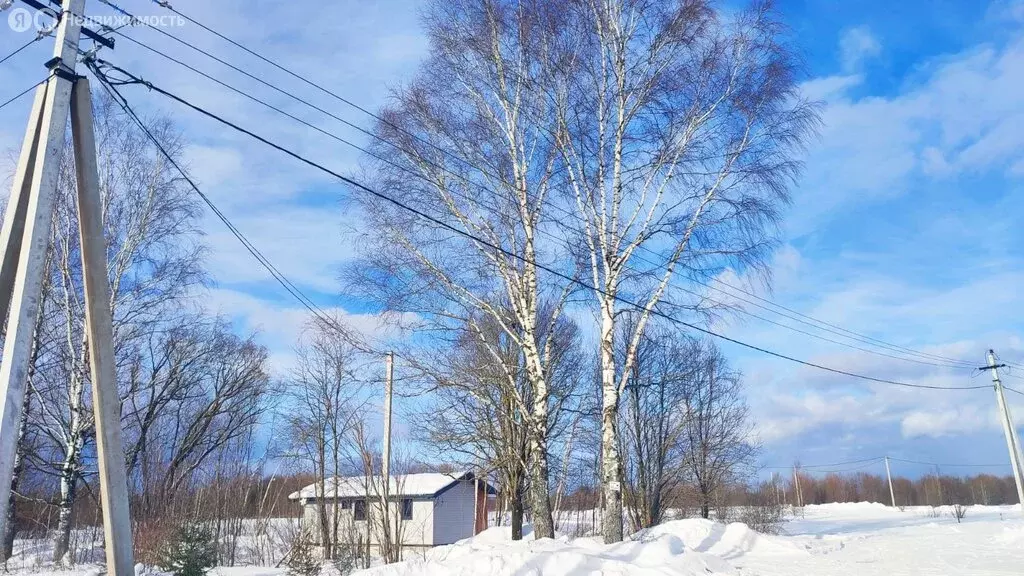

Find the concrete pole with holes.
[
  {"left": 884, "top": 456, "right": 896, "bottom": 508},
  {"left": 987, "top": 350, "right": 1024, "bottom": 511}
]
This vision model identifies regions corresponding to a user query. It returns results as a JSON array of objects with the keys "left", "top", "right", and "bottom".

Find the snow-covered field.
[
  {"left": 5, "top": 504, "right": 1023, "bottom": 575},
  {"left": 361, "top": 503, "right": 1024, "bottom": 575}
]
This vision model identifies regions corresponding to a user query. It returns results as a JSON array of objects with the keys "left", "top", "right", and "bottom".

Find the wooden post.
[
  {"left": 0, "top": 0, "right": 87, "bottom": 548},
  {"left": 70, "top": 78, "right": 134, "bottom": 575}
]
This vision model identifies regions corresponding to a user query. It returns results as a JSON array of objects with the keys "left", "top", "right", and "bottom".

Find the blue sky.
[{"left": 2, "top": 0, "right": 1024, "bottom": 479}]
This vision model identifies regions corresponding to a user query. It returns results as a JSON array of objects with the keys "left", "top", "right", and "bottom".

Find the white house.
[{"left": 289, "top": 471, "right": 495, "bottom": 552}]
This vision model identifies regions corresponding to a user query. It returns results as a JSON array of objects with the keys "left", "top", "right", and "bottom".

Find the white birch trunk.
[{"left": 599, "top": 300, "right": 623, "bottom": 543}]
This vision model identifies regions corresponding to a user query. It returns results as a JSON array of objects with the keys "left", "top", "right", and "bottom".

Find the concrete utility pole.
[
  {"left": 884, "top": 456, "right": 896, "bottom": 508},
  {"left": 792, "top": 465, "right": 803, "bottom": 508},
  {"left": 985, "top": 350, "right": 1024, "bottom": 511},
  {"left": 382, "top": 352, "right": 394, "bottom": 514},
  {"left": 0, "top": 1, "right": 133, "bottom": 572}
]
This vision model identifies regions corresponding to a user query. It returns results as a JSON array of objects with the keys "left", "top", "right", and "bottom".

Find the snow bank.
[
  {"left": 360, "top": 522, "right": 734, "bottom": 575},
  {"left": 634, "top": 519, "right": 807, "bottom": 559}
]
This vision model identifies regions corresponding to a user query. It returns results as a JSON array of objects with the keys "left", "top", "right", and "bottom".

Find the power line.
[
  {"left": 94, "top": 26, "right": 979, "bottom": 374},
  {"left": 91, "top": 0, "right": 981, "bottom": 372},
  {"left": 86, "top": 62, "right": 365, "bottom": 352},
  {"left": 767, "top": 455, "right": 1011, "bottom": 471},
  {"left": 0, "top": 76, "right": 49, "bottom": 112},
  {"left": 0, "top": 36, "right": 42, "bottom": 67},
  {"left": 90, "top": 60, "right": 994, "bottom": 393},
  {"left": 119, "top": 3, "right": 983, "bottom": 366},
  {"left": 888, "top": 457, "right": 1009, "bottom": 468},
  {"left": 763, "top": 456, "right": 884, "bottom": 470}
]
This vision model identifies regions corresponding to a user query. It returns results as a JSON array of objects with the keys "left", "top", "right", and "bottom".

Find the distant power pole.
[
  {"left": 983, "top": 350, "right": 1024, "bottom": 511},
  {"left": 884, "top": 456, "right": 896, "bottom": 508},
  {"left": 382, "top": 352, "right": 394, "bottom": 508},
  {"left": 0, "top": 1, "right": 133, "bottom": 573},
  {"left": 792, "top": 465, "right": 803, "bottom": 508}
]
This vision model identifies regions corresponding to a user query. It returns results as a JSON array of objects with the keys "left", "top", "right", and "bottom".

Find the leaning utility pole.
[
  {"left": 880, "top": 455, "right": 897, "bottom": 504},
  {"left": 0, "top": 1, "right": 133, "bottom": 572},
  {"left": 792, "top": 465, "right": 803, "bottom": 508},
  {"left": 984, "top": 350, "right": 1024, "bottom": 511},
  {"left": 884, "top": 456, "right": 896, "bottom": 508}
]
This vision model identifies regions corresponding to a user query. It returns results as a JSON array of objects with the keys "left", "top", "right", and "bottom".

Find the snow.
[
  {"left": 356, "top": 503, "right": 1024, "bottom": 575},
  {"left": 289, "top": 472, "right": 477, "bottom": 500},
  {"left": 6, "top": 503, "right": 1024, "bottom": 575}
]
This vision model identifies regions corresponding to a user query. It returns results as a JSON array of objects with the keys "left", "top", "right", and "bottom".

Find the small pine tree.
[
  {"left": 287, "top": 537, "right": 321, "bottom": 576},
  {"left": 157, "top": 524, "right": 218, "bottom": 576}
]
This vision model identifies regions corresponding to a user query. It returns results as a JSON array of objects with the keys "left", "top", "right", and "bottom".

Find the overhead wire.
[
  {"left": 0, "top": 36, "right": 43, "bottom": 67},
  {"left": 767, "top": 455, "right": 1010, "bottom": 471},
  {"left": 90, "top": 0, "right": 984, "bottom": 372},
  {"left": 88, "top": 59, "right": 994, "bottom": 393},
  {"left": 164, "top": 0, "right": 983, "bottom": 371},
  {"left": 0, "top": 76, "right": 50, "bottom": 112},
  {"left": 86, "top": 62, "right": 368, "bottom": 352},
  {"left": 94, "top": 22, "right": 985, "bottom": 376},
  {"left": 888, "top": 457, "right": 1010, "bottom": 468},
  {"left": 763, "top": 456, "right": 884, "bottom": 470}
]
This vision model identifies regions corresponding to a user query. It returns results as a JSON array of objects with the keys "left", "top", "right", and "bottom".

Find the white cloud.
[
  {"left": 203, "top": 202, "right": 362, "bottom": 293},
  {"left": 800, "top": 74, "right": 863, "bottom": 102},
  {"left": 900, "top": 405, "right": 996, "bottom": 438},
  {"left": 199, "top": 288, "right": 417, "bottom": 375},
  {"left": 790, "top": 29, "right": 1024, "bottom": 236},
  {"left": 839, "top": 27, "right": 882, "bottom": 72}
]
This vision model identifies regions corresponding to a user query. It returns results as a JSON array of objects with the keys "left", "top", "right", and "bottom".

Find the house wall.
[
  {"left": 432, "top": 481, "right": 478, "bottom": 545},
  {"left": 301, "top": 498, "right": 435, "bottom": 549}
]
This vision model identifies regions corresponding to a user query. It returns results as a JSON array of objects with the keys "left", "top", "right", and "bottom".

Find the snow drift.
[{"left": 359, "top": 518, "right": 806, "bottom": 575}]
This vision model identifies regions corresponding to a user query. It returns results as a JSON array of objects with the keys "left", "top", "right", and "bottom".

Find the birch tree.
[
  {"left": 348, "top": 0, "right": 582, "bottom": 539},
  {"left": 417, "top": 305, "right": 584, "bottom": 540},
  {"left": 27, "top": 94, "right": 204, "bottom": 563},
  {"left": 547, "top": 0, "right": 817, "bottom": 541}
]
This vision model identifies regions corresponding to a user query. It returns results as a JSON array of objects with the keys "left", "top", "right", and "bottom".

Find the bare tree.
[
  {"left": 285, "top": 318, "right": 366, "bottom": 560},
  {"left": 684, "top": 343, "right": 756, "bottom": 519},
  {"left": 417, "top": 305, "right": 585, "bottom": 540},
  {"left": 618, "top": 318, "right": 697, "bottom": 530},
  {"left": 543, "top": 0, "right": 817, "bottom": 541},
  {"left": 347, "top": 0, "right": 585, "bottom": 539},
  {"left": 19, "top": 93, "right": 204, "bottom": 564}
]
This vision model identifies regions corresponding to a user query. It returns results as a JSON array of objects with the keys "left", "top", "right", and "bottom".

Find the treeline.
[{"left": 765, "top": 472, "right": 1021, "bottom": 508}]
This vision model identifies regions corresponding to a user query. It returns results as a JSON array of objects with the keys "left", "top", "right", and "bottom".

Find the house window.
[
  {"left": 401, "top": 498, "right": 413, "bottom": 521},
  {"left": 354, "top": 500, "right": 366, "bottom": 521},
  {"left": 340, "top": 500, "right": 352, "bottom": 510}
]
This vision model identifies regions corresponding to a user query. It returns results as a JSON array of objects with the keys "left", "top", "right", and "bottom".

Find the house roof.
[{"left": 288, "top": 471, "right": 496, "bottom": 501}]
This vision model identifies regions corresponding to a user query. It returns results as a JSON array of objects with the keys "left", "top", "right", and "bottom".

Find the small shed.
[{"left": 288, "top": 471, "right": 496, "bottom": 551}]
